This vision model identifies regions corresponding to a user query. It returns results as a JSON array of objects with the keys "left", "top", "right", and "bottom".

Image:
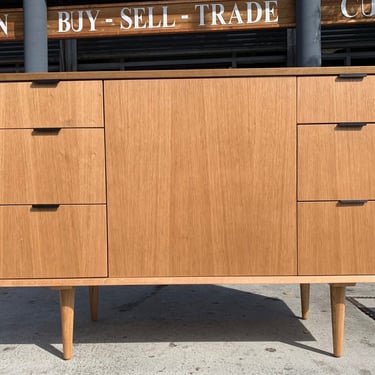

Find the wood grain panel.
[
  {"left": 2, "top": 275, "right": 375, "bottom": 288},
  {"left": 0, "top": 129, "right": 106, "bottom": 204},
  {"left": 298, "top": 75, "right": 375, "bottom": 124},
  {"left": 298, "top": 124, "right": 375, "bottom": 201},
  {"left": 299, "top": 202, "right": 375, "bottom": 275},
  {"left": 0, "top": 81, "right": 103, "bottom": 128},
  {"left": 2, "top": 67, "right": 375, "bottom": 83},
  {"left": 0, "top": 205, "right": 107, "bottom": 278},
  {"left": 105, "top": 77, "right": 296, "bottom": 277}
]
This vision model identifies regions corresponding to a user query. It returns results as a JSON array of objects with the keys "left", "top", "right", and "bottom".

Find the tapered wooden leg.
[
  {"left": 89, "top": 286, "right": 99, "bottom": 322},
  {"left": 330, "top": 284, "right": 346, "bottom": 358},
  {"left": 59, "top": 287, "right": 75, "bottom": 360},
  {"left": 300, "top": 284, "right": 310, "bottom": 320}
]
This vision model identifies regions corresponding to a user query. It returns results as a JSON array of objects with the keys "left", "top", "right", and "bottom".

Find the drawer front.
[
  {"left": 298, "top": 75, "right": 375, "bottom": 124},
  {"left": 0, "top": 205, "right": 107, "bottom": 278},
  {"left": 0, "top": 81, "right": 103, "bottom": 128},
  {"left": 298, "top": 124, "right": 375, "bottom": 201},
  {"left": 298, "top": 202, "right": 375, "bottom": 275},
  {"left": 0, "top": 129, "right": 106, "bottom": 204}
]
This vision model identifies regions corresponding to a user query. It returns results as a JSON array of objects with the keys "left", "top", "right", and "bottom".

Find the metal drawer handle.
[
  {"left": 338, "top": 73, "right": 367, "bottom": 80},
  {"left": 337, "top": 123, "right": 367, "bottom": 128},
  {"left": 31, "top": 204, "right": 60, "bottom": 211},
  {"left": 32, "top": 79, "right": 60, "bottom": 86},
  {"left": 338, "top": 200, "right": 368, "bottom": 205},
  {"left": 32, "top": 128, "right": 61, "bottom": 135}
]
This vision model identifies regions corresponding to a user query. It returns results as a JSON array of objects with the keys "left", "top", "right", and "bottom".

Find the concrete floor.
[{"left": 0, "top": 283, "right": 374, "bottom": 374}]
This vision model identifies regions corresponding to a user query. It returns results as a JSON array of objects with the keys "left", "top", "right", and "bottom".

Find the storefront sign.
[{"left": 0, "top": 0, "right": 375, "bottom": 41}]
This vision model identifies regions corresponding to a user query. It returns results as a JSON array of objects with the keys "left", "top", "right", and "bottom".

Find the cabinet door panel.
[
  {"left": 105, "top": 78, "right": 296, "bottom": 277},
  {"left": 0, "top": 205, "right": 107, "bottom": 279},
  {"left": 299, "top": 202, "right": 375, "bottom": 275}
]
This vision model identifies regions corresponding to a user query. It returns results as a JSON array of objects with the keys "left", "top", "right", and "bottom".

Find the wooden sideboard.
[{"left": 0, "top": 68, "right": 374, "bottom": 360}]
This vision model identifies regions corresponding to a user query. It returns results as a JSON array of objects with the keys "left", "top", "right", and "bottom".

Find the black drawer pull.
[
  {"left": 32, "top": 79, "right": 60, "bottom": 85},
  {"left": 32, "top": 128, "right": 61, "bottom": 135},
  {"left": 338, "top": 73, "right": 367, "bottom": 80},
  {"left": 337, "top": 122, "right": 367, "bottom": 128},
  {"left": 338, "top": 200, "right": 368, "bottom": 205},
  {"left": 31, "top": 204, "right": 60, "bottom": 211}
]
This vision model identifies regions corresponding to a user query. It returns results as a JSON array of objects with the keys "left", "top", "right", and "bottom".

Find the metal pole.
[
  {"left": 296, "top": 0, "right": 321, "bottom": 67},
  {"left": 23, "top": 0, "right": 48, "bottom": 72}
]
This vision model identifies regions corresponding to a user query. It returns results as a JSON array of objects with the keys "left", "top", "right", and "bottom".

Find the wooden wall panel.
[
  {"left": 299, "top": 202, "right": 375, "bottom": 275},
  {"left": 0, "top": 81, "right": 103, "bottom": 128},
  {"left": 0, "top": 205, "right": 107, "bottom": 279},
  {"left": 105, "top": 77, "right": 296, "bottom": 277}
]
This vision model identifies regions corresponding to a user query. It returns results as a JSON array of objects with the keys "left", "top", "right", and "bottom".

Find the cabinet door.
[{"left": 105, "top": 78, "right": 296, "bottom": 277}]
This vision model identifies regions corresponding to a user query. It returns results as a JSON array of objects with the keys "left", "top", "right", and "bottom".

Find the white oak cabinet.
[{"left": 0, "top": 68, "right": 374, "bottom": 360}]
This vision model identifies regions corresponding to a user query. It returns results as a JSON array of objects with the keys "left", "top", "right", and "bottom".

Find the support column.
[
  {"left": 296, "top": 0, "right": 322, "bottom": 67},
  {"left": 23, "top": 0, "right": 48, "bottom": 72}
]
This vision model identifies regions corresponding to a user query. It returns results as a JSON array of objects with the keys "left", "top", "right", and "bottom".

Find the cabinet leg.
[
  {"left": 300, "top": 284, "right": 310, "bottom": 320},
  {"left": 59, "top": 287, "right": 75, "bottom": 360},
  {"left": 89, "top": 286, "right": 99, "bottom": 322},
  {"left": 330, "top": 284, "right": 347, "bottom": 358}
]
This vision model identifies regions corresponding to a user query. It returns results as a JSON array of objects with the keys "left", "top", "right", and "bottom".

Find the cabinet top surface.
[{"left": 1, "top": 66, "right": 375, "bottom": 82}]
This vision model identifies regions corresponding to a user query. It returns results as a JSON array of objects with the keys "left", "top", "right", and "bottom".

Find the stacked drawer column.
[
  {"left": 0, "top": 79, "right": 107, "bottom": 358},
  {"left": 297, "top": 73, "right": 375, "bottom": 356}
]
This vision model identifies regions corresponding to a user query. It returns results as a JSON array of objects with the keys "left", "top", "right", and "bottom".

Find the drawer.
[
  {"left": 298, "top": 124, "right": 375, "bottom": 201},
  {"left": 0, "top": 129, "right": 105, "bottom": 204},
  {"left": 298, "top": 75, "right": 375, "bottom": 124},
  {"left": 0, "top": 205, "right": 107, "bottom": 278},
  {"left": 298, "top": 201, "right": 375, "bottom": 275},
  {"left": 0, "top": 81, "right": 103, "bottom": 128}
]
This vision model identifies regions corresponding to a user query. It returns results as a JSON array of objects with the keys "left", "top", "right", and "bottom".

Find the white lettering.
[
  {"left": 120, "top": 8, "right": 133, "bottom": 29},
  {"left": 162, "top": 6, "right": 176, "bottom": 27},
  {"left": 71, "top": 11, "right": 84, "bottom": 32},
  {"left": 362, "top": 0, "right": 375, "bottom": 16},
  {"left": 195, "top": 4, "right": 210, "bottom": 26},
  {"left": 148, "top": 7, "right": 161, "bottom": 28},
  {"left": 211, "top": 3, "right": 226, "bottom": 25},
  {"left": 246, "top": 2, "right": 262, "bottom": 23},
  {"left": 341, "top": 0, "right": 358, "bottom": 18},
  {"left": 0, "top": 14, "right": 8, "bottom": 35},
  {"left": 86, "top": 10, "right": 100, "bottom": 31},
  {"left": 265, "top": 1, "right": 278, "bottom": 23},
  {"left": 58, "top": 11, "right": 71, "bottom": 32},
  {"left": 134, "top": 7, "right": 147, "bottom": 29},
  {"left": 58, "top": 10, "right": 97, "bottom": 33},
  {"left": 228, "top": 3, "right": 244, "bottom": 24}
]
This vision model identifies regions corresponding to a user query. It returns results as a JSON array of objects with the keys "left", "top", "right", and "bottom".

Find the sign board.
[{"left": 0, "top": 0, "right": 375, "bottom": 41}]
